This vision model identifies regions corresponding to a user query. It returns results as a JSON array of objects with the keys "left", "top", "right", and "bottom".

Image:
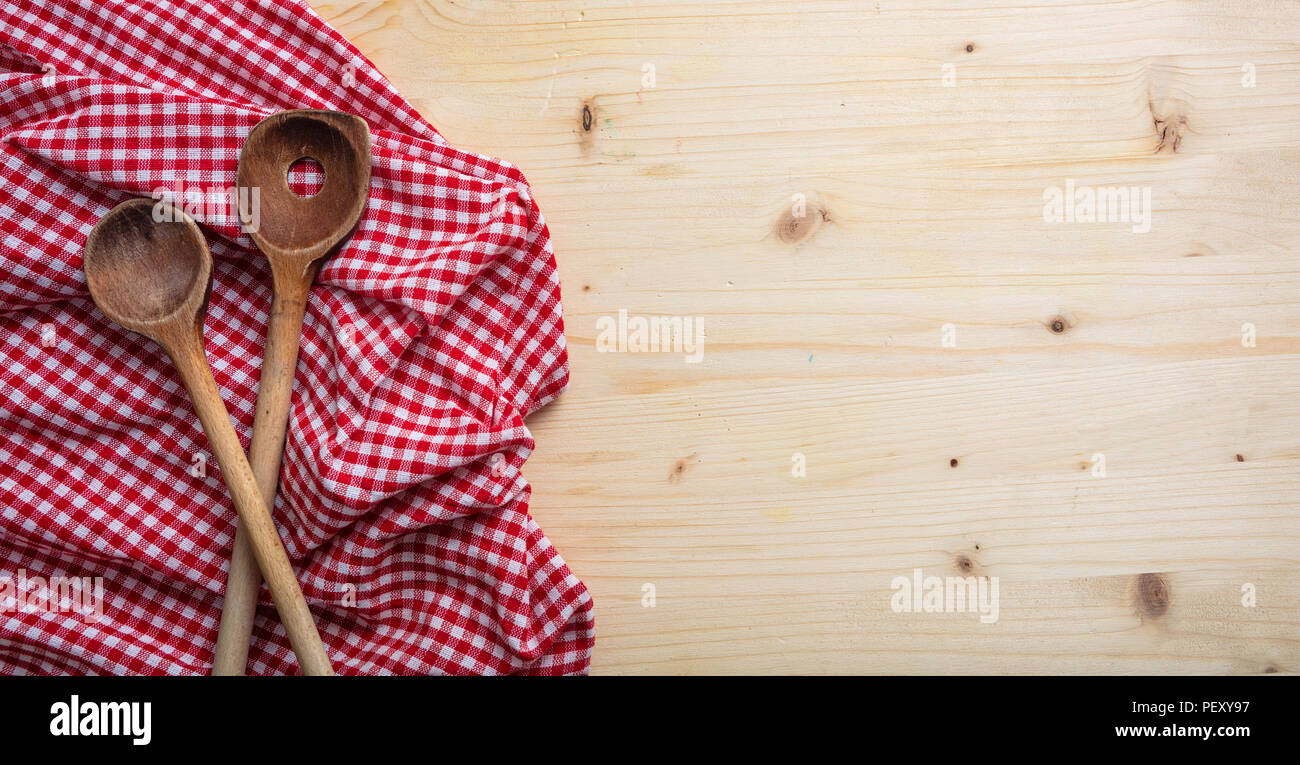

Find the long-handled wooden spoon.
[
  {"left": 84, "top": 198, "right": 334, "bottom": 676},
  {"left": 212, "top": 110, "right": 371, "bottom": 675}
]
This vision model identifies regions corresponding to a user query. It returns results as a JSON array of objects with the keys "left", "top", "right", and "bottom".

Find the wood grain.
[{"left": 308, "top": 0, "right": 1300, "bottom": 674}]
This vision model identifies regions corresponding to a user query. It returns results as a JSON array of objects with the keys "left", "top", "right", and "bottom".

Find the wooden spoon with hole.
[
  {"left": 83, "top": 198, "right": 334, "bottom": 675},
  {"left": 210, "top": 110, "right": 371, "bottom": 675}
]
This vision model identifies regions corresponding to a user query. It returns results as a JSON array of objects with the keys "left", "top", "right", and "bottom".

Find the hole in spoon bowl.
[{"left": 287, "top": 157, "right": 325, "bottom": 198}]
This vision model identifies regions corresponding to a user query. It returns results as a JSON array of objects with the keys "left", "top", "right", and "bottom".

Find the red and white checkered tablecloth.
[{"left": 0, "top": 0, "right": 593, "bottom": 674}]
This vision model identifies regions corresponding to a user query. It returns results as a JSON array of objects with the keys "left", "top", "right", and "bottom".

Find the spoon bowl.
[
  {"left": 236, "top": 109, "right": 371, "bottom": 282},
  {"left": 83, "top": 198, "right": 211, "bottom": 338}
]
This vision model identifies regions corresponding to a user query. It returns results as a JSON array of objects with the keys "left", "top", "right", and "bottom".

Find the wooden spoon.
[
  {"left": 211, "top": 110, "right": 371, "bottom": 675},
  {"left": 83, "top": 197, "right": 334, "bottom": 676}
]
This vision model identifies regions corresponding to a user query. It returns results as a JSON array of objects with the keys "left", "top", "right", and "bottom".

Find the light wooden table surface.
[{"left": 310, "top": 0, "right": 1300, "bottom": 674}]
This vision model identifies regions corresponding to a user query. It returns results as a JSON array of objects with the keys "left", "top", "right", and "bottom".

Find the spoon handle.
[
  {"left": 213, "top": 287, "right": 311, "bottom": 675},
  {"left": 168, "top": 326, "right": 334, "bottom": 676}
]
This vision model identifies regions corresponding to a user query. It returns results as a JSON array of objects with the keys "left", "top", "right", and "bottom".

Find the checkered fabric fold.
[{"left": 0, "top": 0, "right": 593, "bottom": 674}]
